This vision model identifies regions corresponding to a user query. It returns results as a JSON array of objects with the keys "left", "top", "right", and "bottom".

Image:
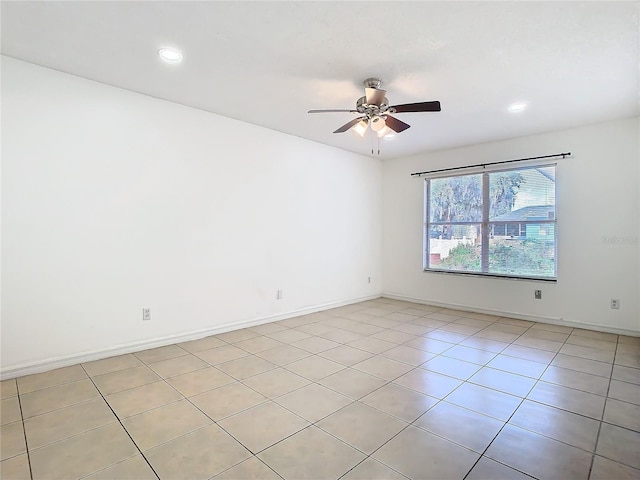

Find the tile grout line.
[
  {"left": 175, "top": 306, "right": 437, "bottom": 478},
  {"left": 468, "top": 322, "right": 580, "bottom": 477},
  {"left": 251, "top": 308, "right": 634, "bottom": 477},
  {"left": 514, "top": 333, "right": 634, "bottom": 457},
  {"left": 101, "top": 351, "right": 262, "bottom": 463},
  {"left": 14, "top": 381, "right": 35, "bottom": 480},
  {"left": 311, "top": 310, "right": 517, "bottom": 478},
  {"left": 383, "top": 305, "right": 554, "bottom": 479},
  {"left": 450, "top": 321, "right": 541, "bottom": 480},
  {"left": 120, "top": 316, "right": 391, "bottom": 458},
  {"left": 226, "top": 308, "right": 639, "bottom": 477},
  {"left": 78, "top": 364, "right": 162, "bottom": 480},
  {"left": 158, "top": 364, "right": 287, "bottom": 480},
  {"left": 208, "top": 461, "right": 285, "bottom": 480},
  {"left": 458, "top": 322, "right": 626, "bottom": 479},
  {"left": 337, "top": 454, "right": 410, "bottom": 480},
  {"left": 588, "top": 335, "right": 619, "bottom": 479},
  {"left": 422, "top": 318, "right": 610, "bottom": 477}
]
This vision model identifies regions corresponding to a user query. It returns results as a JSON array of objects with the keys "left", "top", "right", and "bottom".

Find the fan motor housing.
[{"left": 356, "top": 95, "right": 390, "bottom": 115}]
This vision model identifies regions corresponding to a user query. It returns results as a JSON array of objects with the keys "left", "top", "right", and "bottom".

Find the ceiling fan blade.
[
  {"left": 308, "top": 109, "right": 358, "bottom": 113},
  {"left": 384, "top": 115, "right": 411, "bottom": 133},
  {"left": 391, "top": 101, "right": 441, "bottom": 113},
  {"left": 365, "top": 87, "right": 387, "bottom": 106},
  {"left": 333, "top": 116, "right": 366, "bottom": 133}
]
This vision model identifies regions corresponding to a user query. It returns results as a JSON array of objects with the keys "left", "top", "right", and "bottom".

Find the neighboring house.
[{"left": 491, "top": 205, "right": 555, "bottom": 240}]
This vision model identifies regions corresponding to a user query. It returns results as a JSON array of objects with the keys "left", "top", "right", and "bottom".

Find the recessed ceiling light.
[
  {"left": 158, "top": 48, "right": 183, "bottom": 63},
  {"left": 508, "top": 102, "right": 528, "bottom": 113}
]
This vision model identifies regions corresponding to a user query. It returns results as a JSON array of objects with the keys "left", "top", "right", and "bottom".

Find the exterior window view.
[{"left": 425, "top": 165, "right": 557, "bottom": 279}]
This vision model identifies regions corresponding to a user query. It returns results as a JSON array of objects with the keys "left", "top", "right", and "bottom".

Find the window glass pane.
[
  {"left": 506, "top": 223, "right": 520, "bottom": 237},
  {"left": 489, "top": 234, "right": 556, "bottom": 278},
  {"left": 428, "top": 224, "right": 481, "bottom": 272},
  {"left": 429, "top": 174, "right": 483, "bottom": 223},
  {"left": 489, "top": 167, "right": 555, "bottom": 221},
  {"left": 425, "top": 164, "right": 556, "bottom": 279},
  {"left": 492, "top": 223, "right": 505, "bottom": 236}
]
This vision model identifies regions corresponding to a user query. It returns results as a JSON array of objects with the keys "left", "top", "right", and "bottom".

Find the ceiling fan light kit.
[
  {"left": 370, "top": 115, "right": 386, "bottom": 132},
  {"left": 377, "top": 125, "right": 391, "bottom": 137},
  {"left": 354, "top": 120, "right": 368, "bottom": 137},
  {"left": 308, "top": 78, "right": 441, "bottom": 138}
]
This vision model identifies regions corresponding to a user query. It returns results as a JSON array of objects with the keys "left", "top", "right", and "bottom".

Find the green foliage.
[
  {"left": 440, "top": 244, "right": 481, "bottom": 271},
  {"left": 439, "top": 239, "right": 555, "bottom": 277},
  {"left": 489, "top": 240, "right": 555, "bottom": 277}
]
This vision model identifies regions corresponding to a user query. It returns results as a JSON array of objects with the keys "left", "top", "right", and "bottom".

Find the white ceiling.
[{"left": 2, "top": 1, "right": 638, "bottom": 159}]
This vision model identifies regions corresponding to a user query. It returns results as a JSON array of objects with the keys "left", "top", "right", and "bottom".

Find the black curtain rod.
[{"left": 410, "top": 152, "right": 572, "bottom": 177}]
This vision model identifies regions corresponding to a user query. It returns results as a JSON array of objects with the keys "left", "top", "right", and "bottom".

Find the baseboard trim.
[
  {"left": 0, "top": 294, "right": 381, "bottom": 380},
  {"left": 381, "top": 292, "right": 640, "bottom": 337}
]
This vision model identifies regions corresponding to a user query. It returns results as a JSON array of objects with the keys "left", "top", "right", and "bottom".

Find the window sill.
[{"left": 423, "top": 268, "right": 557, "bottom": 283}]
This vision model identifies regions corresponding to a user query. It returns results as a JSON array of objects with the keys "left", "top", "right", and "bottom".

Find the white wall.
[
  {"left": 3, "top": 57, "right": 637, "bottom": 379},
  {"left": 382, "top": 117, "right": 640, "bottom": 334},
  {"left": 1, "top": 57, "right": 382, "bottom": 376}
]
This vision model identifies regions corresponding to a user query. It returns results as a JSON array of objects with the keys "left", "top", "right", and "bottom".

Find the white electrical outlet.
[
  {"left": 368, "top": 276, "right": 371, "bottom": 284},
  {"left": 142, "top": 308, "right": 151, "bottom": 321},
  {"left": 611, "top": 299, "right": 620, "bottom": 309},
  {"left": 276, "top": 290, "right": 283, "bottom": 300}
]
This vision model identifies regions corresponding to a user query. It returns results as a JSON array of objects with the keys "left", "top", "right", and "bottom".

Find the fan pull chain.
[{"left": 371, "top": 135, "right": 381, "bottom": 156}]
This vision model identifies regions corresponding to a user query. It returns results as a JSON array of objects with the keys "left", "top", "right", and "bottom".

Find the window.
[{"left": 425, "top": 164, "right": 556, "bottom": 280}]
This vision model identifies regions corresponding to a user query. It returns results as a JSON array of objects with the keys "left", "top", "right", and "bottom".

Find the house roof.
[{"left": 492, "top": 206, "right": 555, "bottom": 222}]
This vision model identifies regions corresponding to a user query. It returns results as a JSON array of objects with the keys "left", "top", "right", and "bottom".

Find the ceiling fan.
[{"left": 308, "top": 78, "right": 441, "bottom": 136}]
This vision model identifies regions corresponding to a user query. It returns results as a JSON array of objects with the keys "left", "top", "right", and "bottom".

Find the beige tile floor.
[{"left": 1, "top": 298, "right": 639, "bottom": 480}]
